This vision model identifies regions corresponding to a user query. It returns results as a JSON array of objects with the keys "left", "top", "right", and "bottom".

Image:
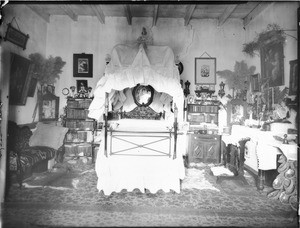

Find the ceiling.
[{"left": 15, "top": 1, "right": 281, "bottom": 27}]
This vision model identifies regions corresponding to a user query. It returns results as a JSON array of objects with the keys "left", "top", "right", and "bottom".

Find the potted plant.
[{"left": 29, "top": 53, "right": 66, "bottom": 93}]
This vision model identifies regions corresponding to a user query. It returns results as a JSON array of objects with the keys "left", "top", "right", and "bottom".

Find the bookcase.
[
  {"left": 187, "top": 102, "right": 219, "bottom": 126},
  {"left": 63, "top": 98, "right": 96, "bottom": 162}
]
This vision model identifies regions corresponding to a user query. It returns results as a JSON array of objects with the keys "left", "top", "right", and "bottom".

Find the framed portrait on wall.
[
  {"left": 250, "top": 73, "right": 260, "bottom": 92},
  {"left": 289, "top": 59, "right": 298, "bottom": 95},
  {"left": 260, "top": 42, "right": 284, "bottom": 87},
  {"left": 9, "top": 53, "right": 33, "bottom": 105},
  {"left": 73, "top": 53, "right": 93, "bottom": 78},
  {"left": 195, "top": 57, "right": 216, "bottom": 85}
]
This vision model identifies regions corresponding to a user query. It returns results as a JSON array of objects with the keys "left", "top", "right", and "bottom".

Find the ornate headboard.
[{"left": 121, "top": 106, "right": 163, "bottom": 120}]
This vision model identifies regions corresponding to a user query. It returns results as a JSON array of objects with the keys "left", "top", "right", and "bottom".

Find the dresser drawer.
[{"left": 65, "top": 120, "right": 95, "bottom": 130}]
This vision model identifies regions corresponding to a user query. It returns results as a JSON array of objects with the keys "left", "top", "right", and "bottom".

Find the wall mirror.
[{"left": 132, "top": 84, "right": 154, "bottom": 107}]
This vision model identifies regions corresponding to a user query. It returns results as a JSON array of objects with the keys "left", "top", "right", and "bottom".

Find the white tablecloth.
[{"left": 223, "top": 125, "right": 297, "bottom": 170}]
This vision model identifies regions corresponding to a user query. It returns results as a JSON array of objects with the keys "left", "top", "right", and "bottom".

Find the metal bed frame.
[{"left": 103, "top": 92, "right": 178, "bottom": 159}]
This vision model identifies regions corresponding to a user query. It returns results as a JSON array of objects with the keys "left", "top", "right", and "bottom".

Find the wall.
[
  {"left": 244, "top": 2, "right": 298, "bottom": 94},
  {"left": 2, "top": 5, "right": 48, "bottom": 124},
  {"left": 0, "top": 4, "right": 48, "bottom": 202}
]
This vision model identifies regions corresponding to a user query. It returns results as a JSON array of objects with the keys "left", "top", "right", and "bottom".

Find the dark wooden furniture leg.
[
  {"left": 216, "top": 138, "right": 250, "bottom": 185},
  {"left": 257, "top": 169, "right": 265, "bottom": 191}
]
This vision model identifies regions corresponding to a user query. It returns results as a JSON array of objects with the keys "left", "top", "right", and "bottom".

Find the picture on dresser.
[
  {"left": 195, "top": 57, "right": 216, "bottom": 85},
  {"left": 39, "top": 93, "right": 59, "bottom": 121}
]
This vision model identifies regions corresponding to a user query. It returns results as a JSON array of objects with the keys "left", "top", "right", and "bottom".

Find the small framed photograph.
[
  {"left": 251, "top": 73, "right": 260, "bottom": 92},
  {"left": 73, "top": 53, "right": 93, "bottom": 78},
  {"left": 77, "top": 80, "right": 88, "bottom": 93},
  {"left": 195, "top": 57, "right": 216, "bottom": 85}
]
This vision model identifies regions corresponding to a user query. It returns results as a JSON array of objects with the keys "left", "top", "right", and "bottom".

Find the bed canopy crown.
[{"left": 88, "top": 30, "right": 184, "bottom": 121}]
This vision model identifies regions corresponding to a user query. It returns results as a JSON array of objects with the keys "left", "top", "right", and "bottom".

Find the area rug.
[
  {"left": 181, "top": 167, "right": 220, "bottom": 192},
  {"left": 20, "top": 167, "right": 83, "bottom": 190},
  {"left": 3, "top": 161, "right": 297, "bottom": 228}
]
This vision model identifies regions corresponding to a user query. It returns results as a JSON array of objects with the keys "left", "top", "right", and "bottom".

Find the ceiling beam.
[
  {"left": 153, "top": 5, "right": 159, "bottom": 27},
  {"left": 124, "top": 5, "right": 132, "bottom": 25},
  {"left": 59, "top": 5, "right": 78, "bottom": 21},
  {"left": 26, "top": 5, "right": 50, "bottom": 23},
  {"left": 90, "top": 5, "right": 105, "bottom": 24},
  {"left": 218, "top": 4, "right": 238, "bottom": 27},
  {"left": 184, "top": 5, "right": 196, "bottom": 26},
  {"left": 243, "top": 2, "right": 271, "bottom": 27}
]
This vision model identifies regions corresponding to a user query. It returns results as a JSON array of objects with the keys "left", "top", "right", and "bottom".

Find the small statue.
[{"left": 282, "top": 134, "right": 289, "bottom": 144}]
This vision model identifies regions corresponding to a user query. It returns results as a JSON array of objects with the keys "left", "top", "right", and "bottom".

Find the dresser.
[
  {"left": 187, "top": 133, "right": 221, "bottom": 164},
  {"left": 63, "top": 98, "right": 96, "bottom": 162},
  {"left": 186, "top": 101, "right": 221, "bottom": 165}
]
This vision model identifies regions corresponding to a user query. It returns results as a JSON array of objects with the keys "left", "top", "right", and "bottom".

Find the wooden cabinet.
[
  {"left": 187, "top": 134, "right": 221, "bottom": 164},
  {"left": 63, "top": 98, "right": 96, "bottom": 162}
]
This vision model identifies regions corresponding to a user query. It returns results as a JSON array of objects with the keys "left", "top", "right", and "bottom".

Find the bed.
[{"left": 88, "top": 40, "right": 187, "bottom": 195}]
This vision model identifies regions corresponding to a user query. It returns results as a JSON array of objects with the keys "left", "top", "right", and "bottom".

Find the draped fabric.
[{"left": 88, "top": 44, "right": 184, "bottom": 121}]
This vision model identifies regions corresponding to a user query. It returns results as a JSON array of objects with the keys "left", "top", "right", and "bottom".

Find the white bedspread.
[{"left": 95, "top": 119, "right": 187, "bottom": 195}]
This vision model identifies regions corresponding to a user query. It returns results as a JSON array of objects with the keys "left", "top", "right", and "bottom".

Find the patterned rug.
[{"left": 2, "top": 159, "right": 297, "bottom": 227}]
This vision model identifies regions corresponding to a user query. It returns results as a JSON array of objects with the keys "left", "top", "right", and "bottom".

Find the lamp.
[{"left": 218, "top": 81, "right": 225, "bottom": 98}]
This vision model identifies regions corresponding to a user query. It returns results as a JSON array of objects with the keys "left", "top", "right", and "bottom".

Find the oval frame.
[{"left": 132, "top": 84, "right": 154, "bottom": 107}]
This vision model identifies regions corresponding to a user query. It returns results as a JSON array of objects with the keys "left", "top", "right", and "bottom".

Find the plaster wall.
[
  {"left": 47, "top": 16, "right": 246, "bottom": 116},
  {"left": 244, "top": 2, "right": 298, "bottom": 91},
  {"left": 2, "top": 5, "right": 48, "bottom": 124},
  {"left": 0, "top": 4, "right": 47, "bottom": 202}
]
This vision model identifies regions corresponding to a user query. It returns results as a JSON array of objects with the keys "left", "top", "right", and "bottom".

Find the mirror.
[{"left": 132, "top": 84, "right": 154, "bottom": 107}]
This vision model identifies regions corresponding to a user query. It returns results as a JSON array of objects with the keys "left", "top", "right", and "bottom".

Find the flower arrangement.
[
  {"left": 242, "top": 23, "right": 286, "bottom": 57},
  {"left": 29, "top": 53, "right": 66, "bottom": 85}
]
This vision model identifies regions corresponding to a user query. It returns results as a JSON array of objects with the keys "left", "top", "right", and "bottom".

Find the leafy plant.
[
  {"left": 29, "top": 53, "right": 66, "bottom": 85},
  {"left": 217, "top": 61, "right": 256, "bottom": 92},
  {"left": 242, "top": 23, "right": 286, "bottom": 57}
]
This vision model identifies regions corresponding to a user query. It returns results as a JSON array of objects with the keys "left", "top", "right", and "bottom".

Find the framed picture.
[
  {"left": 39, "top": 93, "right": 59, "bottom": 121},
  {"left": 4, "top": 23, "right": 29, "bottom": 50},
  {"left": 41, "top": 85, "right": 55, "bottom": 95},
  {"left": 195, "top": 57, "right": 216, "bottom": 85},
  {"left": 76, "top": 80, "right": 88, "bottom": 93},
  {"left": 260, "top": 42, "right": 284, "bottom": 87},
  {"left": 9, "top": 53, "right": 33, "bottom": 105},
  {"left": 289, "top": 59, "right": 298, "bottom": 95},
  {"left": 250, "top": 73, "right": 260, "bottom": 92},
  {"left": 27, "top": 76, "right": 38, "bottom": 97},
  {"left": 73, "top": 53, "right": 93, "bottom": 78}
]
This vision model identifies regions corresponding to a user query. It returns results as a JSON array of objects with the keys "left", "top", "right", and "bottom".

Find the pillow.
[
  {"left": 29, "top": 122, "right": 68, "bottom": 150},
  {"left": 122, "top": 88, "right": 137, "bottom": 112}
]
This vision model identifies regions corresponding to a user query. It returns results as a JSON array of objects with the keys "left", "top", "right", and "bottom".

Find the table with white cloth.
[{"left": 222, "top": 125, "right": 297, "bottom": 191}]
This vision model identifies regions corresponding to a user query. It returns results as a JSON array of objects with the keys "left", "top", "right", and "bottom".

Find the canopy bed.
[{"left": 88, "top": 41, "right": 187, "bottom": 195}]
